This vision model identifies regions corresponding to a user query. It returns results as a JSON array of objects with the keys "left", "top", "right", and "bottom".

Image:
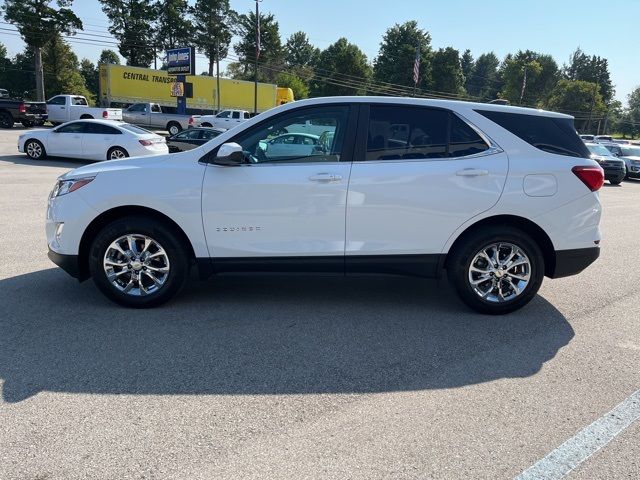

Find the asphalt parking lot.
[{"left": 0, "top": 127, "right": 638, "bottom": 479}]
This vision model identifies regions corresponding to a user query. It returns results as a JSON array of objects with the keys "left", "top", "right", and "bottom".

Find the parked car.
[
  {"left": 123, "top": 102, "right": 192, "bottom": 136},
  {"left": 19, "top": 119, "right": 167, "bottom": 161},
  {"left": 166, "top": 127, "right": 225, "bottom": 153},
  {"left": 579, "top": 134, "right": 595, "bottom": 141},
  {"left": 584, "top": 142, "right": 626, "bottom": 184},
  {"left": 45, "top": 97, "right": 602, "bottom": 314},
  {"left": 0, "top": 98, "right": 47, "bottom": 128},
  {"left": 46, "top": 95, "right": 122, "bottom": 125},
  {"left": 191, "top": 109, "right": 251, "bottom": 129},
  {"left": 0, "top": 88, "right": 10, "bottom": 98},
  {"left": 257, "top": 133, "right": 320, "bottom": 159},
  {"left": 617, "top": 145, "right": 640, "bottom": 179},
  {"left": 594, "top": 135, "right": 613, "bottom": 143}
]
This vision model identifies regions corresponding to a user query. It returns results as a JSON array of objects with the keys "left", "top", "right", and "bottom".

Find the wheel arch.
[
  {"left": 443, "top": 214, "right": 556, "bottom": 277},
  {"left": 166, "top": 121, "right": 181, "bottom": 131},
  {"left": 77, "top": 205, "right": 197, "bottom": 281},
  {"left": 79, "top": 114, "right": 94, "bottom": 119}
]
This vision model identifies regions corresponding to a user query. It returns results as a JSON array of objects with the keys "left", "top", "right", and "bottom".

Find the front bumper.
[
  {"left": 48, "top": 248, "right": 81, "bottom": 279},
  {"left": 602, "top": 166, "right": 626, "bottom": 182},
  {"left": 548, "top": 247, "right": 600, "bottom": 278}
]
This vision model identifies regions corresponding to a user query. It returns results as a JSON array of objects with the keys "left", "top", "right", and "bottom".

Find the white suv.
[{"left": 46, "top": 97, "right": 603, "bottom": 314}]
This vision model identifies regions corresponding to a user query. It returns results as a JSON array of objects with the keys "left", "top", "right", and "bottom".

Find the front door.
[
  {"left": 47, "top": 122, "right": 87, "bottom": 158},
  {"left": 123, "top": 103, "right": 149, "bottom": 126},
  {"left": 201, "top": 104, "right": 356, "bottom": 267},
  {"left": 345, "top": 104, "right": 508, "bottom": 275},
  {"left": 46, "top": 96, "right": 67, "bottom": 123}
]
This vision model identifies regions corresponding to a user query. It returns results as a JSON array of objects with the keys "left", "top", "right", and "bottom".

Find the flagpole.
[
  {"left": 253, "top": 0, "right": 258, "bottom": 115},
  {"left": 413, "top": 43, "right": 421, "bottom": 97}
]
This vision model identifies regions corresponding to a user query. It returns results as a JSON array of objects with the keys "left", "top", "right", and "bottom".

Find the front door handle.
[
  {"left": 456, "top": 168, "right": 489, "bottom": 177},
  {"left": 309, "top": 173, "right": 342, "bottom": 183}
]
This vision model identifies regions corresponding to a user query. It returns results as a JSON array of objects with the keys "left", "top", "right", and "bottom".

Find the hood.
[
  {"left": 591, "top": 154, "right": 622, "bottom": 163},
  {"left": 60, "top": 154, "right": 170, "bottom": 180}
]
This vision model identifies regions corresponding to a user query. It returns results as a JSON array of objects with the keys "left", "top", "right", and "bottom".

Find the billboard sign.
[{"left": 166, "top": 47, "right": 195, "bottom": 75}]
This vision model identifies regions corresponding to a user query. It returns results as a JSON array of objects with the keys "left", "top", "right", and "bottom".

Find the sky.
[{"left": 2, "top": 0, "right": 639, "bottom": 104}]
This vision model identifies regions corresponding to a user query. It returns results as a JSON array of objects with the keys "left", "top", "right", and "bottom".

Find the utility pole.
[
  {"left": 254, "top": 0, "right": 262, "bottom": 115},
  {"left": 153, "top": 45, "right": 157, "bottom": 70},
  {"left": 216, "top": 38, "right": 221, "bottom": 113},
  {"left": 519, "top": 64, "right": 528, "bottom": 104}
]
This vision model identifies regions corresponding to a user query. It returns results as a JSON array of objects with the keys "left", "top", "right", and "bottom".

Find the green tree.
[
  {"left": 460, "top": 49, "right": 474, "bottom": 90},
  {"left": 310, "top": 38, "right": 371, "bottom": 97},
  {"left": 231, "top": 10, "right": 283, "bottom": 83},
  {"left": 6, "top": 47, "right": 36, "bottom": 98},
  {"left": 80, "top": 58, "right": 99, "bottom": 100},
  {"left": 276, "top": 72, "right": 309, "bottom": 99},
  {"left": 99, "top": 0, "right": 157, "bottom": 67},
  {"left": 1, "top": 0, "right": 82, "bottom": 101},
  {"left": 0, "top": 43, "right": 13, "bottom": 94},
  {"left": 430, "top": 47, "right": 465, "bottom": 95},
  {"left": 466, "top": 52, "right": 500, "bottom": 99},
  {"left": 42, "top": 35, "right": 93, "bottom": 102},
  {"left": 499, "top": 50, "right": 559, "bottom": 105},
  {"left": 545, "top": 79, "right": 605, "bottom": 131},
  {"left": 98, "top": 49, "right": 120, "bottom": 65},
  {"left": 284, "top": 31, "right": 320, "bottom": 68},
  {"left": 373, "top": 21, "right": 431, "bottom": 93},
  {"left": 627, "top": 85, "right": 640, "bottom": 123},
  {"left": 564, "top": 48, "right": 614, "bottom": 104},
  {"left": 192, "top": 0, "right": 234, "bottom": 76},
  {"left": 154, "top": 0, "right": 193, "bottom": 52}
]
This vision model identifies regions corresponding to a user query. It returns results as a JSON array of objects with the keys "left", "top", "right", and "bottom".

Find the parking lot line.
[{"left": 514, "top": 389, "right": 640, "bottom": 480}]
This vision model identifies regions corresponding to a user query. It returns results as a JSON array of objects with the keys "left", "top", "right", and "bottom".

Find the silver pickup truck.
[{"left": 122, "top": 102, "right": 192, "bottom": 135}]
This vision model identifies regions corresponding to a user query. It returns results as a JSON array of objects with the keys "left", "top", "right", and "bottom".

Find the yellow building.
[{"left": 99, "top": 64, "right": 294, "bottom": 112}]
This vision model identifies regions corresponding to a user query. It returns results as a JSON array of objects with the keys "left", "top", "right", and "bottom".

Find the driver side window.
[{"left": 230, "top": 106, "right": 349, "bottom": 164}]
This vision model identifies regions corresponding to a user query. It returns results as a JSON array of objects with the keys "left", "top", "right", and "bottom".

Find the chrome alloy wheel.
[
  {"left": 109, "top": 148, "right": 126, "bottom": 159},
  {"left": 26, "top": 141, "right": 42, "bottom": 158},
  {"left": 103, "top": 234, "right": 170, "bottom": 296},
  {"left": 468, "top": 242, "right": 531, "bottom": 303}
]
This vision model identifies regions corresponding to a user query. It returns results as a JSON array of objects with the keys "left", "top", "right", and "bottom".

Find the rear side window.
[
  {"left": 450, "top": 115, "right": 489, "bottom": 157},
  {"left": 475, "top": 109, "right": 589, "bottom": 158},
  {"left": 120, "top": 124, "right": 153, "bottom": 135},
  {"left": 86, "top": 123, "right": 121, "bottom": 134},
  {"left": 367, "top": 106, "right": 448, "bottom": 160}
]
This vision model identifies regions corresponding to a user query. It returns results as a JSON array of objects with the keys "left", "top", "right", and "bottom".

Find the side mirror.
[{"left": 213, "top": 142, "right": 244, "bottom": 166}]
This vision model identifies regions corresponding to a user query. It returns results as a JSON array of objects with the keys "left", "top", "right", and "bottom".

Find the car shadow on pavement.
[
  {"left": 0, "top": 269, "right": 574, "bottom": 403},
  {"left": 0, "top": 155, "right": 90, "bottom": 169}
]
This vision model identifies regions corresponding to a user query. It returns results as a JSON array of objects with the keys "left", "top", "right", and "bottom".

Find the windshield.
[
  {"left": 620, "top": 146, "right": 640, "bottom": 157},
  {"left": 586, "top": 144, "right": 612, "bottom": 156},
  {"left": 120, "top": 123, "right": 154, "bottom": 135}
]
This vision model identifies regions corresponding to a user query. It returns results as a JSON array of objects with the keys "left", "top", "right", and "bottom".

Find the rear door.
[
  {"left": 123, "top": 103, "right": 149, "bottom": 126},
  {"left": 82, "top": 122, "right": 122, "bottom": 160},
  {"left": 168, "top": 129, "right": 203, "bottom": 152},
  {"left": 47, "top": 121, "right": 87, "bottom": 158},
  {"left": 345, "top": 103, "right": 508, "bottom": 275}
]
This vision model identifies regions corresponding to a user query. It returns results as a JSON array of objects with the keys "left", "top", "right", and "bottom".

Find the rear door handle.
[
  {"left": 456, "top": 168, "right": 489, "bottom": 177},
  {"left": 309, "top": 173, "right": 342, "bottom": 183}
]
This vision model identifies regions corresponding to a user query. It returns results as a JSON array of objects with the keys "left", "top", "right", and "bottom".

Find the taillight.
[
  {"left": 188, "top": 116, "right": 193, "bottom": 125},
  {"left": 18, "top": 103, "right": 26, "bottom": 113},
  {"left": 572, "top": 166, "right": 604, "bottom": 192},
  {"left": 139, "top": 139, "right": 152, "bottom": 146},
  {"left": 102, "top": 110, "right": 108, "bottom": 118}
]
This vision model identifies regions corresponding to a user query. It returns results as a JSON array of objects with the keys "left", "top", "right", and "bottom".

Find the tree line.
[{"left": 1, "top": 0, "right": 639, "bottom": 136}]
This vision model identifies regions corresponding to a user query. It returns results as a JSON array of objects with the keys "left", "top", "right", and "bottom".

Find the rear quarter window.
[{"left": 475, "top": 109, "right": 589, "bottom": 158}]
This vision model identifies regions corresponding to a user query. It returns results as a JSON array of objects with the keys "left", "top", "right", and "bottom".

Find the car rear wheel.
[
  {"left": 89, "top": 217, "right": 190, "bottom": 308},
  {"left": 25, "top": 139, "right": 46, "bottom": 159},
  {"left": 21, "top": 120, "right": 33, "bottom": 128},
  {"left": 447, "top": 226, "right": 544, "bottom": 315},
  {"left": 201, "top": 122, "right": 212, "bottom": 127},
  {"left": 167, "top": 122, "right": 181, "bottom": 135},
  {"left": 0, "top": 111, "right": 13, "bottom": 128},
  {"left": 107, "top": 147, "right": 128, "bottom": 160}
]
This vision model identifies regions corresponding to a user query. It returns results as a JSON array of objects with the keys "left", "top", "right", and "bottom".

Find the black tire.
[
  {"left": 79, "top": 114, "right": 94, "bottom": 119},
  {"left": 610, "top": 179, "right": 622, "bottom": 185},
  {"left": 89, "top": 216, "right": 190, "bottom": 308},
  {"left": 447, "top": 226, "right": 544, "bottom": 315},
  {"left": 24, "top": 139, "right": 46, "bottom": 160},
  {"left": 21, "top": 120, "right": 33, "bottom": 128},
  {"left": 167, "top": 122, "right": 181, "bottom": 135},
  {"left": 201, "top": 122, "right": 212, "bottom": 128},
  {"left": 0, "top": 111, "right": 13, "bottom": 128},
  {"left": 107, "top": 146, "right": 129, "bottom": 160}
]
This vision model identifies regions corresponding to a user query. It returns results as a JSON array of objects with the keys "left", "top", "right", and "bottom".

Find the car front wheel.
[
  {"left": 89, "top": 217, "right": 190, "bottom": 308},
  {"left": 25, "top": 139, "right": 46, "bottom": 159},
  {"left": 447, "top": 226, "right": 544, "bottom": 315}
]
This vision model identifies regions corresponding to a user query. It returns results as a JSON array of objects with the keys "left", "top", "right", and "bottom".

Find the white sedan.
[{"left": 18, "top": 119, "right": 168, "bottom": 161}]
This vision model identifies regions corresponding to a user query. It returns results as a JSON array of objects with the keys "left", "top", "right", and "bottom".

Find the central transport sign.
[{"left": 166, "top": 47, "right": 195, "bottom": 75}]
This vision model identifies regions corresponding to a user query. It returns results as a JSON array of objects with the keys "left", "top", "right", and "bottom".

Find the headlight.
[{"left": 50, "top": 176, "right": 95, "bottom": 198}]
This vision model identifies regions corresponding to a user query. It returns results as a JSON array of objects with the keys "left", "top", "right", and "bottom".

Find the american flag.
[
  {"left": 256, "top": 13, "right": 261, "bottom": 59},
  {"left": 413, "top": 45, "right": 421, "bottom": 86}
]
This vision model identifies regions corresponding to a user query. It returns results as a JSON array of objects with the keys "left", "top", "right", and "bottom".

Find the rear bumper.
[
  {"left": 21, "top": 113, "right": 48, "bottom": 121},
  {"left": 48, "top": 248, "right": 82, "bottom": 279},
  {"left": 548, "top": 247, "right": 600, "bottom": 278}
]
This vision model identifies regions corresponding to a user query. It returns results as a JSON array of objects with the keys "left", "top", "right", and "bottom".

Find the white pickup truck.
[
  {"left": 191, "top": 109, "right": 251, "bottom": 129},
  {"left": 46, "top": 95, "right": 122, "bottom": 125}
]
